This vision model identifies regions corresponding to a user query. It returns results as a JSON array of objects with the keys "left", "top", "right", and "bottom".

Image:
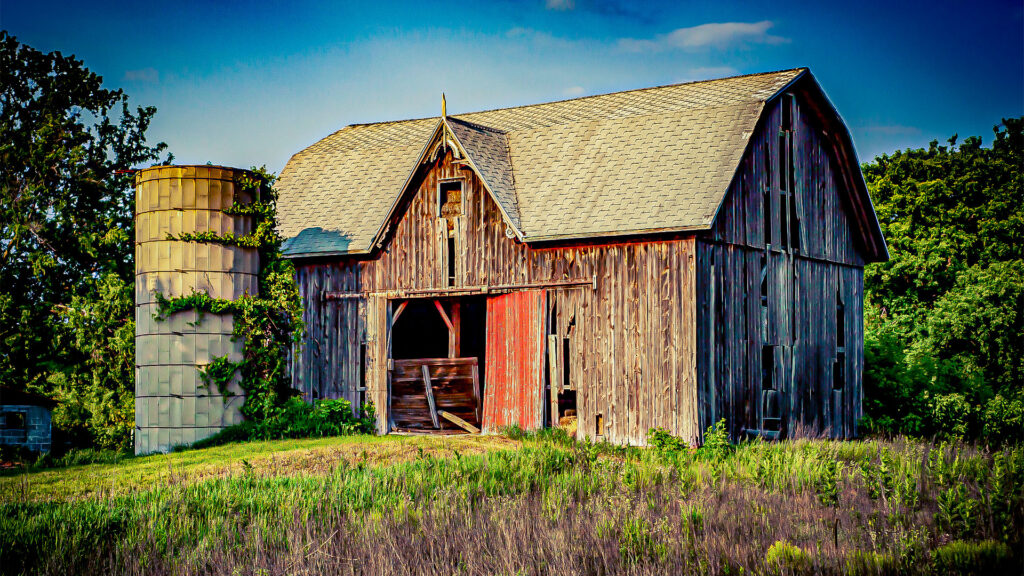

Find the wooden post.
[
  {"left": 433, "top": 300, "right": 457, "bottom": 358},
  {"left": 421, "top": 365, "right": 440, "bottom": 429},
  {"left": 548, "top": 334, "right": 560, "bottom": 425},
  {"left": 471, "top": 362, "right": 481, "bottom": 422},
  {"left": 450, "top": 301, "right": 461, "bottom": 357}
]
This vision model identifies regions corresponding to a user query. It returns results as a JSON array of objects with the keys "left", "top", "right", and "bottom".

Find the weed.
[
  {"left": 764, "top": 540, "right": 810, "bottom": 574},
  {"left": 931, "top": 540, "right": 1014, "bottom": 575}
]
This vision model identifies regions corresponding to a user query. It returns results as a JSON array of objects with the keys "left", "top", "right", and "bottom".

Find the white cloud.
[
  {"left": 123, "top": 67, "right": 159, "bottom": 83},
  {"left": 563, "top": 86, "right": 586, "bottom": 96},
  {"left": 619, "top": 21, "right": 788, "bottom": 52},
  {"left": 545, "top": 0, "right": 575, "bottom": 10}
]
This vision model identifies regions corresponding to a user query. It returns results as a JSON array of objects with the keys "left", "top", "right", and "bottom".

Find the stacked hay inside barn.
[{"left": 134, "top": 166, "right": 257, "bottom": 454}]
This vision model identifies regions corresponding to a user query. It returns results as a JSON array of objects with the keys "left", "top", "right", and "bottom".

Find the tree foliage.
[
  {"left": 862, "top": 118, "right": 1024, "bottom": 442},
  {"left": 0, "top": 32, "right": 168, "bottom": 449}
]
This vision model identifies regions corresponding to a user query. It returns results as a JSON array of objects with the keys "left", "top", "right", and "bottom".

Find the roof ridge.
[
  {"left": 445, "top": 116, "right": 506, "bottom": 134},
  {"left": 457, "top": 67, "right": 807, "bottom": 120},
  {"left": 339, "top": 67, "right": 807, "bottom": 130}
]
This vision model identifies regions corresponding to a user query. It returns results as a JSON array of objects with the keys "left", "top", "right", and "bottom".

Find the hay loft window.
[
  {"left": 438, "top": 179, "right": 463, "bottom": 287},
  {"left": 438, "top": 179, "right": 463, "bottom": 220}
]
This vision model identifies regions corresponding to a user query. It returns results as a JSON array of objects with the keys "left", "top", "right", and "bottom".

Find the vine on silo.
[{"left": 154, "top": 168, "right": 304, "bottom": 422}]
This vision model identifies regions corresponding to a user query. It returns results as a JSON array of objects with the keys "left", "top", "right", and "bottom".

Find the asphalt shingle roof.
[{"left": 276, "top": 68, "right": 807, "bottom": 256}]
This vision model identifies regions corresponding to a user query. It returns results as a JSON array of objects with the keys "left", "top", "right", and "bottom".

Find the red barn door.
[{"left": 482, "top": 290, "right": 546, "bottom": 431}]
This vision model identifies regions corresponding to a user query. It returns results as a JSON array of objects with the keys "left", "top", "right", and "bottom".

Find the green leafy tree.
[
  {"left": 862, "top": 118, "right": 1024, "bottom": 441},
  {"left": 0, "top": 32, "right": 168, "bottom": 448}
]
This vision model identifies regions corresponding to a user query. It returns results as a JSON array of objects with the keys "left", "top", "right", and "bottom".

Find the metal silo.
[{"left": 134, "top": 166, "right": 258, "bottom": 454}]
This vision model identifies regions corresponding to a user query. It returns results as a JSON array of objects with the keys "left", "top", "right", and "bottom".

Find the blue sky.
[{"left": 4, "top": 1, "right": 1022, "bottom": 173}]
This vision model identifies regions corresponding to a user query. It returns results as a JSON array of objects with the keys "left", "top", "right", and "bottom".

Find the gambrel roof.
[{"left": 276, "top": 67, "right": 887, "bottom": 260}]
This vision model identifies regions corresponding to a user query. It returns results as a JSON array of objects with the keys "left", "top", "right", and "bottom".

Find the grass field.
[{"left": 1, "top": 430, "right": 1021, "bottom": 575}]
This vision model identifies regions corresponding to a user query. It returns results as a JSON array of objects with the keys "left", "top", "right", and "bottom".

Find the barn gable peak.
[{"left": 371, "top": 116, "right": 524, "bottom": 251}]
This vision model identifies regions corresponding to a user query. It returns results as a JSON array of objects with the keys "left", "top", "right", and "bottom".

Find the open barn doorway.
[{"left": 388, "top": 297, "right": 486, "bottom": 433}]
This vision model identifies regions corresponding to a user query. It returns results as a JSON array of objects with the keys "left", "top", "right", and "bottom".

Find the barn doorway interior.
[{"left": 388, "top": 297, "right": 486, "bottom": 433}]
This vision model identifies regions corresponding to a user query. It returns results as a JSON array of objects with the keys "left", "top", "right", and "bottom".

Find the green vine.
[{"left": 154, "top": 167, "right": 304, "bottom": 422}]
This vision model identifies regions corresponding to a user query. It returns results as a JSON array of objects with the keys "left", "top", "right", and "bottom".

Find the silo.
[{"left": 134, "top": 166, "right": 259, "bottom": 454}]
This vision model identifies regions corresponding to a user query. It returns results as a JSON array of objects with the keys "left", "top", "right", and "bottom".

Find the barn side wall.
[
  {"left": 696, "top": 92, "right": 866, "bottom": 440},
  {"left": 292, "top": 150, "right": 700, "bottom": 445}
]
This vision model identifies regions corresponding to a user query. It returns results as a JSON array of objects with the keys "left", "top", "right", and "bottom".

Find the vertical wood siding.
[
  {"left": 292, "top": 150, "right": 699, "bottom": 445},
  {"left": 696, "top": 95, "right": 866, "bottom": 440}
]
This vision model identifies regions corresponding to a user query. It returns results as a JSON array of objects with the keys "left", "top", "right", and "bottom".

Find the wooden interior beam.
[
  {"left": 392, "top": 301, "right": 409, "bottom": 324},
  {"left": 450, "top": 302, "right": 461, "bottom": 357},
  {"left": 433, "top": 300, "right": 457, "bottom": 358}
]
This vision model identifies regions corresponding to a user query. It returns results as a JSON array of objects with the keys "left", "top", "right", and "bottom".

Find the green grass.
[
  {"left": 1, "top": 431, "right": 1021, "bottom": 575},
  {"left": 0, "top": 434, "right": 516, "bottom": 502}
]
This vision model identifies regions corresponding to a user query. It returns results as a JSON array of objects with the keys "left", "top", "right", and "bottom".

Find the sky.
[{"left": 3, "top": 0, "right": 1022, "bottom": 174}]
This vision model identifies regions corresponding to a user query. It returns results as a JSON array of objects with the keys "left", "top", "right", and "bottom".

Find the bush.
[
  {"left": 982, "top": 394, "right": 1024, "bottom": 446},
  {"left": 187, "top": 398, "right": 375, "bottom": 450},
  {"left": 931, "top": 393, "right": 975, "bottom": 441},
  {"left": 648, "top": 427, "right": 689, "bottom": 454},
  {"left": 697, "top": 419, "right": 732, "bottom": 460},
  {"left": 930, "top": 540, "right": 1014, "bottom": 575}
]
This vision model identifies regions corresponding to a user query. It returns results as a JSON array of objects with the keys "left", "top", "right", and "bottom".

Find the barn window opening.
[
  {"left": 763, "top": 145, "right": 772, "bottom": 247},
  {"left": 778, "top": 133, "right": 789, "bottom": 193},
  {"left": 833, "top": 352, "right": 846, "bottom": 391},
  {"left": 447, "top": 236, "right": 457, "bottom": 286},
  {"left": 595, "top": 413, "right": 604, "bottom": 436},
  {"left": 781, "top": 93, "right": 794, "bottom": 131},
  {"left": 760, "top": 256, "right": 768, "bottom": 305},
  {"left": 558, "top": 389, "right": 577, "bottom": 422},
  {"left": 760, "top": 256, "right": 769, "bottom": 339},
  {"left": 438, "top": 179, "right": 462, "bottom": 218},
  {"left": 563, "top": 314, "right": 575, "bottom": 392}
]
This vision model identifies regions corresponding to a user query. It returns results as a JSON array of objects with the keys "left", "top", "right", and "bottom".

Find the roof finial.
[{"left": 441, "top": 93, "right": 447, "bottom": 121}]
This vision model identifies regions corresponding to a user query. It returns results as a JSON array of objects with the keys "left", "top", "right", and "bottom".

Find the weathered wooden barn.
[{"left": 274, "top": 68, "right": 887, "bottom": 445}]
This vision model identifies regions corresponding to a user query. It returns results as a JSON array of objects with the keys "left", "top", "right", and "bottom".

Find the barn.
[{"left": 274, "top": 68, "right": 887, "bottom": 445}]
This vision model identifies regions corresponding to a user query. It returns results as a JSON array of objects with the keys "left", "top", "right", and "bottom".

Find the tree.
[
  {"left": 861, "top": 118, "right": 1024, "bottom": 441},
  {"left": 0, "top": 32, "right": 169, "bottom": 449}
]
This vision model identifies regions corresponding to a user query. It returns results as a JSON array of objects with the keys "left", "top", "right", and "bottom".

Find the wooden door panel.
[{"left": 482, "top": 290, "right": 546, "bottom": 431}]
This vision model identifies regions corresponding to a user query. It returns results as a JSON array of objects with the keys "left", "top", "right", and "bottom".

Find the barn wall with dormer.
[{"left": 291, "top": 149, "right": 701, "bottom": 445}]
